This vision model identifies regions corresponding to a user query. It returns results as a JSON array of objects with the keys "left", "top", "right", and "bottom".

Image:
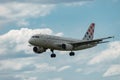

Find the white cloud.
[
  {"left": 0, "top": 57, "right": 57, "bottom": 73},
  {"left": 0, "top": 61, "right": 23, "bottom": 71},
  {"left": 0, "top": 28, "right": 53, "bottom": 54},
  {"left": 0, "top": 59, "right": 32, "bottom": 71},
  {"left": 88, "top": 41, "right": 120, "bottom": 65},
  {"left": 0, "top": 0, "right": 93, "bottom": 26},
  {"left": 0, "top": 0, "right": 93, "bottom": 4},
  {"left": 15, "top": 75, "right": 38, "bottom": 80},
  {"left": 64, "top": 1, "right": 91, "bottom": 6},
  {"left": 103, "top": 64, "right": 120, "bottom": 77},
  {"left": 35, "top": 63, "right": 56, "bottom": 72},
  {"left": 75, "top": 68, "right": 82, "bottom": 72},
  {"left": 0, "top": 48, "right": 7, "bottom": 55},
  {"left": 58, "top": 51, "right": 68, "bottom": 55},
  {"left": 17, "top": 19, "right": 29, "bottom": 27},
  {"left": 0, "top": 19, "right": 12, "bottom": 27},
  {"left": 57, "top": 65, "right": 71, "bottom": 72},
  {"left": 0, "top": 3, "right": 54, "bottom": 18},
  {"left": 24, "top": 77, "right": 38, "bottom": 80},
  {"left": 0, "top": 2, "right": 55, "bottom": 26},
  {"left": 0, "top": 28, "right": 63, "bottom": 55},
  {"left": 48, "top": 78, "right": 63, "bottom": 80},
  {"left": 55, "top": 32, "right": 64, "bottom": 36}
]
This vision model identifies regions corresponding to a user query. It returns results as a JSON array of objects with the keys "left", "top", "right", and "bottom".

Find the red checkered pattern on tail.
[{"left": 83, "top": 23, "right": 95, "bottom": 40}]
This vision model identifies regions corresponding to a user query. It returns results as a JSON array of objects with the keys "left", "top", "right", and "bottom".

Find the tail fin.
[{"left": 83, "top": 23, "right": 95, "bottom": 40}]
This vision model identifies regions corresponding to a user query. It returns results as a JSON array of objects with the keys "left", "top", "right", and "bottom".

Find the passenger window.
[
  {"left": 32, "top": 36, "right": 39, "bottom": 38},
  {"left": 36, "top": 36, "right": 39, "bottom": 38}
]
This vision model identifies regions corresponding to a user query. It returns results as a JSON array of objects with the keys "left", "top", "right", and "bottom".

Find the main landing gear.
[
  {"left": 50, "top": 49, "right": 56, "bottom": 58},
  {"left": 50, "top": 49, "right": 75, "bottom": 58},
  {"left": 69, "top": 51, "right": 75, "bottom": 56}
]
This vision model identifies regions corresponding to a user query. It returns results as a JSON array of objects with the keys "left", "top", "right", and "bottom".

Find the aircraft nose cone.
[{"left": 28, "top": 38, "right": 33, "bottom": 44}]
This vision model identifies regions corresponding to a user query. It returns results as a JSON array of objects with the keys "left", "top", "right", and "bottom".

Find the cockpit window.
[{"left": 32, "top": 36, "right": 39, "bottom": 38}]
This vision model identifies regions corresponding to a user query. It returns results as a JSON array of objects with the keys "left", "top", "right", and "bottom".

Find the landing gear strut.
[
  {"left": 50, "top": 49, "right": 56, "bottom": 58},
  {"left": 69, "top": 51, "right": 75, "bottom": 56}
]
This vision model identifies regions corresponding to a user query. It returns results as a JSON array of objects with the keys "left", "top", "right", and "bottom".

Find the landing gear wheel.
[
  {"left": 51, "top": 53, "right": 56, "bottom": 58},
  {"left": 50, "top": 49, "right": 56, "bottom": 58},
  {"left": 69, "top": 52, "right": 75, "bottom": 56}
]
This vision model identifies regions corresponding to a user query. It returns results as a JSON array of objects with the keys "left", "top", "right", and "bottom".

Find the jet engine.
[
  {"left": 61, "top": 43, "right": 73, "bottom": 50},
  {"left": 33, "top": 47, "right": 46, "bottom": 54}
]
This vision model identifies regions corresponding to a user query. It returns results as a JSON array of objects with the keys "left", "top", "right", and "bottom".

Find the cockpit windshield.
[{"left": 32, "top": 36, "right": 39, "bottom": 38}]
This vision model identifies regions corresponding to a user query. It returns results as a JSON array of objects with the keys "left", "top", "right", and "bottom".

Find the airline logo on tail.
[{"left": 83, "top": 23, "right": 95, "bottom": 40}]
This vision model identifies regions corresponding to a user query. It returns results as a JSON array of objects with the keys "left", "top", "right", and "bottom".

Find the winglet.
[{"left": 83, "top": 23, "right": 95, "bottom": 40}]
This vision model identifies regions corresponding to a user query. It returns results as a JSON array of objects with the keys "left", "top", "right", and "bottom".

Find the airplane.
[{"left": 28, "top": 23, "right": 113, "bottom": 58}]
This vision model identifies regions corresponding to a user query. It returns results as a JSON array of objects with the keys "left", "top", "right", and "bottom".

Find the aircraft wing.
[{"left": 70, "top": 36, "right": 114, "bottom": 47}]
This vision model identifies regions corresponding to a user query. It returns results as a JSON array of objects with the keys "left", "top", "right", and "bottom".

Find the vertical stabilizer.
[{"left": 83, "top": 23, "right": 95, "bottom": 40}]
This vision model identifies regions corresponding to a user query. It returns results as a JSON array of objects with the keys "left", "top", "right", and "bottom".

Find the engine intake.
[
  {"left": 33, "top": 47, "right": 46, "bottom": 54},
  {"left": 62, "top": 43, "right": 73, "bottom": 50}
]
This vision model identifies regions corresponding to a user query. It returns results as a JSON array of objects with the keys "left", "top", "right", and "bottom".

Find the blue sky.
[{"left": 0, "top": 0, "right": 120, "bottom": 80}]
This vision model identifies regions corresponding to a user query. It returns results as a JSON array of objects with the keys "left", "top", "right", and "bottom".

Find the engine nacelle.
[
  {"left": 62, "top": 43, "right": 73, "bottom": 50},
  {"left": 33, "top": 47, "right": 46, "bottom": 54}
]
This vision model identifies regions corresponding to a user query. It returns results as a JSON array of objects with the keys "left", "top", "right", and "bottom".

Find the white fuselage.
[{"left": 29, "top": 34, "right": 96, "bottom": 51}]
